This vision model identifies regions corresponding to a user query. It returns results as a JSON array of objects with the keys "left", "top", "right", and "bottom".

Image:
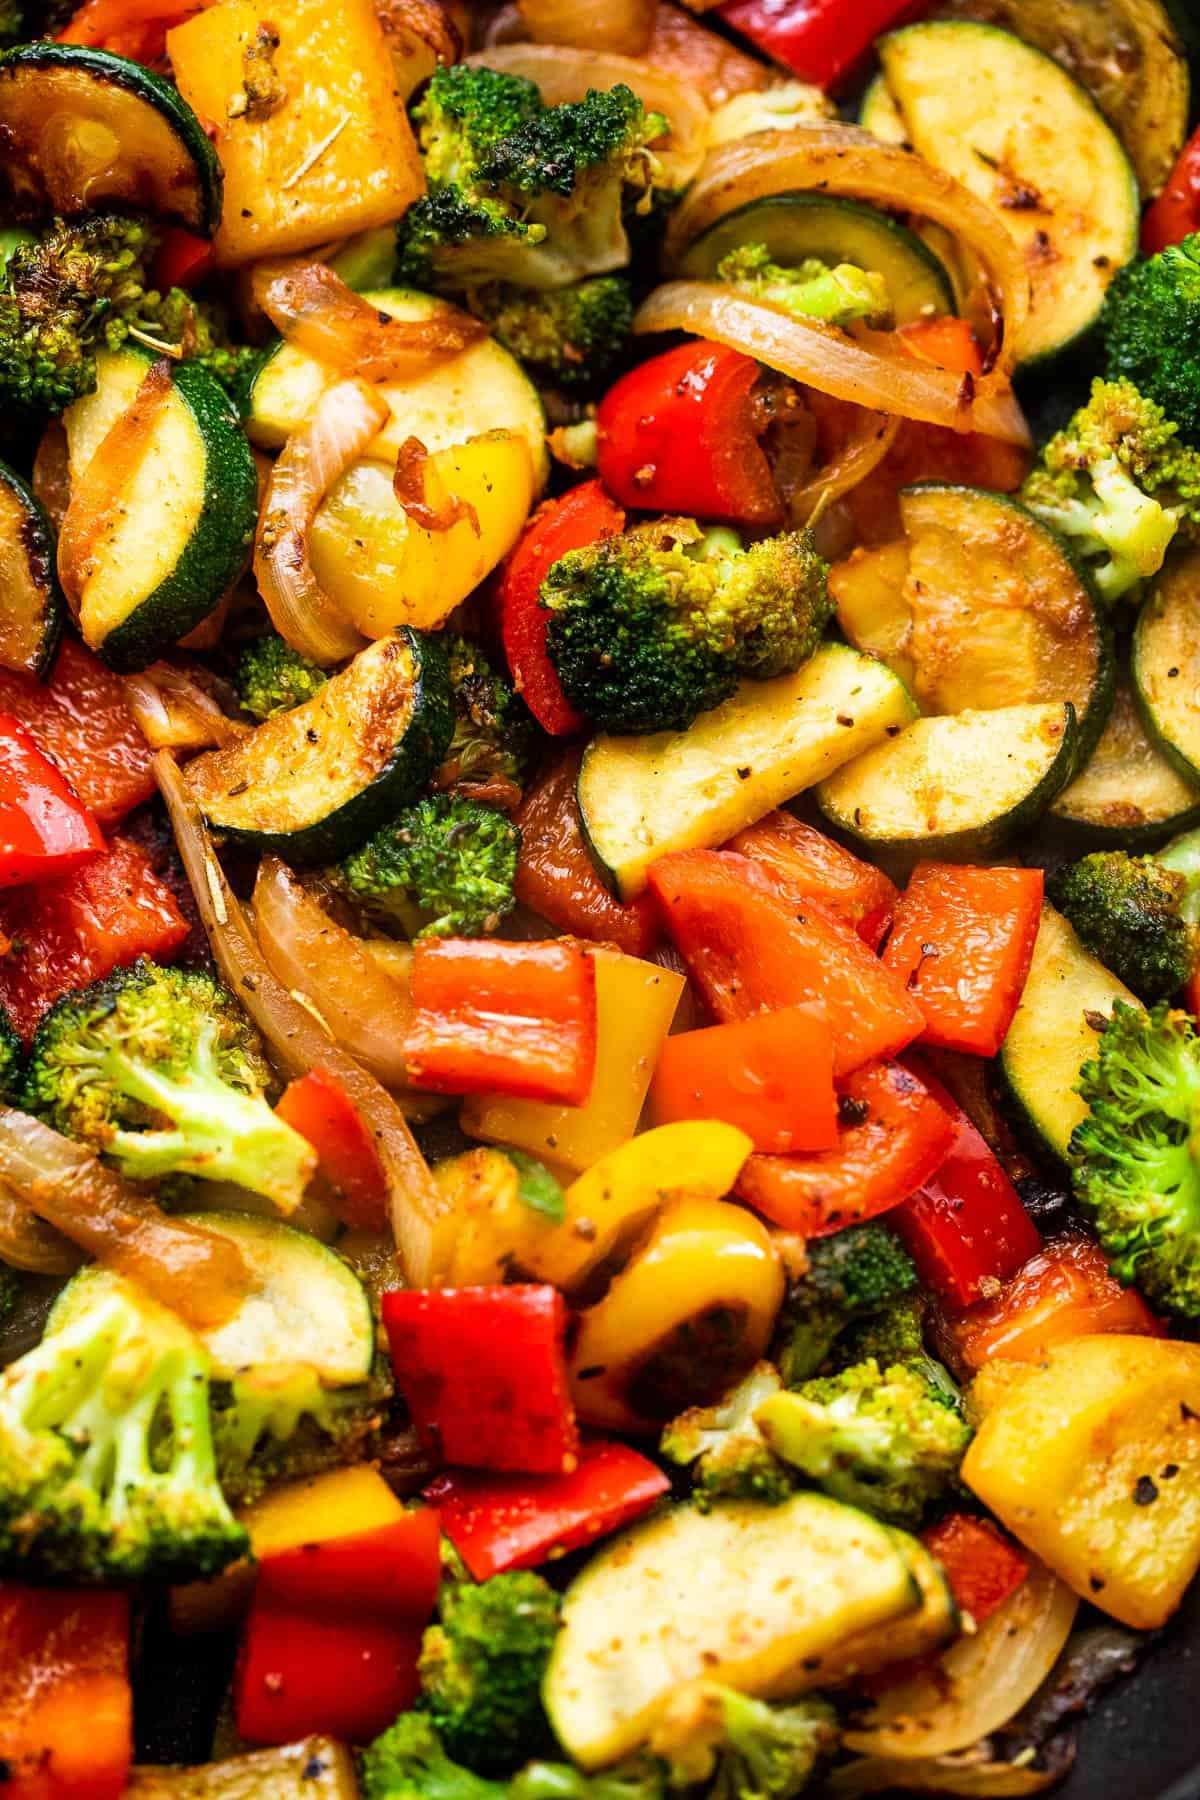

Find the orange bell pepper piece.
[
  {"left": 0, "top": 1586, "right": 132, "bottom": 1800},
  {"left": 651, "top": 1004, "right": 838, "bottom": 1153}
]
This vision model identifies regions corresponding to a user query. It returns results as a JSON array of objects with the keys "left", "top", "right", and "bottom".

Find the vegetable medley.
[{"left": 1, "top": 0, "right": 1200, "bottom": 1794}]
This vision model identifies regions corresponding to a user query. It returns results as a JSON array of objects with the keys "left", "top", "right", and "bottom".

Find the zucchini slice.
[
  {"left": 184, "top": 628, "right": 453, "bottom": 863},
  {"left": 0, "top": 459, "right": 62, "bottom": 678},
  {"left": 247, "top": 287, "right": 549, "bottom": 488},
  {"left": 1132, "top": 551, "right": 1200, "bottom": 785},
  {"left": 677, "top": 194, "right": 957, "bottom": 326},
  {"left": 62, "top": 346, "right": 258, "bottom": 673},
  {"left": 859, "top": 74, "right": 909, "bottom": 145},
  {"left": 874, "top": 21, "right": 1139, "bottom": 362},
  {"left": 577, "top": 644, "right": 917, "bottom": 902},
  {"left": 544, "top": 1495, "right": 921, "bottom": 1767},
  {"left": 0, "top": 44, "right": 221, "bottom": 234},
  {"left": 816, "top": 701, "right": 1077, "bottom": 874},
  {"left": 998, "top": 902, "right": 1137, "bottom": 1164},
  {"left": 1051, "top": 671, "right": 1200, "bottom": 845},
  {"left": 796, "top": 1532, "right": 959, "bottom": 1692}
]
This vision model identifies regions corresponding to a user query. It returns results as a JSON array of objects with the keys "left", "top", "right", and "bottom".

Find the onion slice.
[
  {"left": 122, "top": 662, "right": 251, "bottom": 753},
  {"left": 785, "top": 403, "right": 901, "bottom": 524},
  {"left": 254, "top": 378, "right": 386, "bottom": 665},
  {"left": 57, "top": 358, "right": 172, "bottom": 611},
  {"left": 155, "top": 751, "right": 452, "bottom": 1285},
  {"left": 393, "top": 436, "right": 480, "bottom": 535},
  {"left": 634, "top": 282, "right": 1031, "bottom": 445},
  {"left": 0, "top": 1176, "right": 81, "bottom": 1276},
  {"left": 251, "top": 260, "right": 485, "bottom": 380},
  {"left": 518, "top": 0, "right": 657, "bottom": 55}
]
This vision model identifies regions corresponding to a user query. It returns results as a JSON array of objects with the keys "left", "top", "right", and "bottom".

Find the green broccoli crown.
[
  {"left": 235, "top": 632, "right": 329, "bottom": 720},
  {"left": 0, "top": 1273, "right": 246, "bottom": 1582},
  {"left": 775, "top": 1224, "right": 918, "bottom": 1386},
  {"left": 542, "top": 519, "right": 831, "bottom": 734},
  {"left": 23, "top": 959, "right": 315, "bottom": 1209},
  {"left": 1049, "top": 850, "right": 1197, "bottom": 1004},
  {"left": 418, "top": 1570, "right": 562, "bottom": 1774},
  {"left": 477, "top": 85, "right": 658, "bottom": 200},
  {"left": 1103, "top": 235, "right": 1200, "bottom": 448},
  {"left": 395, "top": 188, "right": 543, "bottom": 293},
  {"left": 1070, "top": 1000, "right": 1200, "bottom": 1317},
  {"left": 211, "top": 1359, "right": 388, "bottom": 1507},
  {"left": 337, "top": 793, "right": 520, "bottom": 939},
  {"left": 661, "top": 1362, "right": 793, "bottom": 1511},
  {"left": 653, "top": 1684, "right": 838, "bottom": 1800},
  {"left": 1020, "top": 377, "right": 1200, "bottom": 602},
  {"left": 0, "top": 1003, "right": 23, "bottom": 1105},
  {"left": 415, "top": 64, "right": 545, "bottom": 188},
  {"left": 362, "top": 1712, "right": 506, "bottom": 1800},
  {"left": 475, "top": 275, "right": 633, "bottom": 393},
  {"left": 717, "top": 244, "right": 891, "bottom": 330},
  {"left": 439, "top": 635, "right": 534, "bottom": 805}
]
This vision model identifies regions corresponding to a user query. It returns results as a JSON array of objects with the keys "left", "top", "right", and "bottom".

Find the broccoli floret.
[
  {"left": 757, "top": 1358, "right": 972, "bottom": 1529},
  {"left": 336, "top": 794, "right": 520, "bottom": 939},
  {"left": 716, "top": 244, "right": 891, "bottom": 329},
  {"left": 1020, "top": 377, "right": 1200, "bottom": 602},
  {"left": 1103, "top": 235, "right": 1200, "bottom": 448},
  {"left": 437, "top": 635, "right": 534, "bottom": 808},
  {"left": 397, "top": 65, "right": 666, "bottom": 292},
  {"left": 0, "top": 1271, "right": 246, "bottom": 1582},
  {"left": 1049, "top": 850, "right": 1198, "bottom": 1003},
  {"left": 0, "top": 1003, "right": 23, "bottom": 1105},
  {"left": 235, "top": 632, "right": 328, "bottom": 720},
  {"left": 651, "top": 1683, "right": 838, "bottom": 1800},
  {"left": 473, "top": 276, "right": 633, "bottom": 393},
  {"left": 211, "top": 1359, "right": 388, "bottom": 1507},
  {"left": 417, "top": 1570, "right": 561, "bottom": 1774},
  {"left": 510, "top": 1761, "right": 665, "bottom": 1800},
  {"left": 362, "top": 1714, "right": 505, "bottom": 1800},
  {"left": 542, "top": 518, "right": 831, "bottom": 734},
  {"left": 661, "top": 1363, "right": 793, "bottom": 1510},
  {"left": 774, "top": 1224, "right": 918, "bottom": 1385},
  {"left": 22, "top": 959, "right": 316, "bottom": 1210},
  {"left": 1070, "top": 1000, "right": 1200, "bottom": 1317}
]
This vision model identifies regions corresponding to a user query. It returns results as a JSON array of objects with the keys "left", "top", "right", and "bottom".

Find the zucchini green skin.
[
  {"left": 1049, "top": 672, "right": 1200, "bottom": 848},
  {"left": 0, "top": 459, "right": 63, "bottom": 679},
  {"left": 1131, "top": 557, "right": 1200, "bottom": 787},
  {"left": 0, "top": 43, "right": 222, "bottom": 234}
]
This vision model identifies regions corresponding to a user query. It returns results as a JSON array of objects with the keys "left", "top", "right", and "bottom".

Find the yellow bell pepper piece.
[
  {"left": 430, "top": 1147, "right": 560, "bottom": 1288},
  {"left": 961, "top": 1334, "right": 1200, "bottom": 1629},
  {"left": 460, "top": 948, "right": 685, "bottom": 1173},
  {"left": 569, "top": 1195, "right": 784, "bottom": 1435}
]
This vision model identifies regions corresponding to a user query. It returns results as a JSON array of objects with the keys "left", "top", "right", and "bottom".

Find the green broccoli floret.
[
  {"left": 336, "top": 794, "right": 520, "bottom": 939},
  {"left": 773, "top": 1224, "right": 918, "bottom": 1385},
  {"left": 437, "top": 635, "right": 534, "bottom": 807},
  {"left": 0, "top": 1003, "right": 23, "bottom": 1105},
  {"left": 661, "top": 1362, "right": 793, "bottom": 1510},
  {"left": 651, "top": 1684, "right": 838, "bottom": 1800},
  {"left": 22, "top": 959, "right": 315, "bottom": 1210},
  {"left": 235, "top": 632, "right": 328, "bottom": 720},
  {"left": 1103, "top": 235, "right": 1200, "bottom": 448},
  {"left": 716, "top": 244, "right": 891, "bottom": 329},
  {"left": 1070, "top": 1000, "right": 1200, "bottom": 1317},
  {"left": 1049, "top": 850, "right": 1198, "bottom": 1003},
  {"left": 211, "top": 1358, "right": 388, "bottom": 1507},
  {"left": 417, "top": 1570, "right": 561, "bottom": 1774},
  {"left": 0, "top": 1269, "right": 247, "bottom": 1582},
  {"left": 757, "top": 1358, "right": 972, "bottom": 1529},
  {"left": 361, "top": 1716, "right": 665, "bottom": 1800},
  {"left": 181, "top": 297, "right": 263, "bottom": 411},
  {"left": 1020, "top": 377, "right": 1200, "bottom": 602},
  {"left": 542, "top": 518, "right": 831, "bottom": 734},
  {"left": 397, "top": 65, "right": 666, "bottom": 292},
  {"left": 473, "top": 276, "right": 633, "bottom": 393}
]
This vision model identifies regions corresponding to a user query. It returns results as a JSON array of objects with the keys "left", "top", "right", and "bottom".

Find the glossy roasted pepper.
[
  {"left": 717, "top": 0, "right": 925, "bottom": 89},
  {"left": 727, "top": 811, "right": 898, "bottom": 949},
  {"left": 1142, "top": 122, "right": 1200, "bottom": 252},
  {"left": 0, "top": 715, "right": 104, "bottom": 889},
  {"left": 0, "top": 638, "right": 154, "bottom": 827},
  {"left": 0, "top": 1585, "right": 132, "bottom": 1800},
  {"left": 921, "top": 1514, "right": 1029, "bottom": 1628},
  {"left": 650, "top": 1005, "right": 839, "bottom": 1153},
  {"left": 235, "top": 1597, "right": 422, "bottom": 1748},
  {"left": 275, "top": 1067, "right": 388, "bottom": 1232}
]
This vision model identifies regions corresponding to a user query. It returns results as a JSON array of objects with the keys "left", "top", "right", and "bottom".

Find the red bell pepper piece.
[
  {"left": 938, "top": 1233, "right": 1166, "bottom": 1373},
  {"left": 596, "top": 342, "right": 783, "bottom": 527},
  {"left": 384, "top": 1284, "right": 579, "bottom": 1475},
  {"left": 255, "top": 1506, "right": 442, "bottom": 1621},
  {"left": 882, "top": 863, "right": 1045, "bottom": 1057},
  {"left": 649, "top": 849, "right": 924, "bottom": 1077},
  {"left": 717, "top": 0, "right": 926, "bottom": 89},
  {"left": 425, "top": 1439, "right": 670, "bottom": 1581},
  {"left": 735, "top": 1058, "right": 957, "bottom": 1236},
  {"left": 0, "top": 1585, "right": 132, "bottom": 1800},
  {"left": 726, "top": 811, "right": 898, "bottom": 949},
  {"left": 406, "top": 937, "right": 597, "bottom": 1104},
  {"left": 514, "top": 748, "right": 658, "bottom": 957},
  {"left": 153, "top": 226, "right": 215, "bottom": 290},
  {"left": 898, "top": 316, "right": 984, "bottom": 377},
  {"left": 0, "top": 836, "right": 189, "bottom": 1039},
  {"left": 889, "top": 1058, "right": 1041, "bottom": 1308},
  {"left": 0, "top": 716, "right": 104, "bottom": 889},
  {"left": 0, "top": 638, "right": 154, "bottom": 828},
  {"left": 651, "top": 1004, "right": 839, "bottom": 1153},
  {"left": 57, "top": 0, "right": 202, "bottom": 60},
  {"left": 236, "top": 1595, "right": 422, "bottom": 1747},
  {"left": 498, "top": 480, "right": 624, "bottom": 736},
  {"left": 275, "top": 1067, "right": 388, "bottom": 1232},
  {"left": 1142, "top": 123, "right": 1200, "bottom": 253},
  {"left": 921, "top": 1514, "right": 1029, "bottom": 1627}
]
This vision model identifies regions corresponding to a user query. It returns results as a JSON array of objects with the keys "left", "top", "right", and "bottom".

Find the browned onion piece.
[
  {"left": 122, "top": 662, "right": 251, "bottom": 753},
  {"left": 518, "top": 0, "right": 657, "bottom": 55},
  {"left": 251, "top": 260, "right": 485, "bottom": 381},
  {"left": 57, "top": 358, "right": 172, "bottom": 611},
  {"left": 393, "top": 435, "right": 480, "bottom": 535},
  {"left": 785, "top": 404, "right": 901, "bottom": 524},
  {"left": 0, "top": 1175, "right": 81, "bottom": 1276}
]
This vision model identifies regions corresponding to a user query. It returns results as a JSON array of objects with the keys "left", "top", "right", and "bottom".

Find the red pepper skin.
[
  {"left": 649, "top": 849, "right": 924, "bottom": 1077},
  {"left": 921, "top": 1514, "right": 1029, "bottom": 1627},
  {"left": 498, "top": 481, "right": 624, "bottom": 735},
  {"left": 0, "top": 1586, "right": 132, "bottom": 1800},
  {"left": 384, "top": 1284, "right": 580, "bottom": 1475},
  {"left": 717, "top": 0, "right": 925, "bottom": 89},
  {"left": 275, "top": 1067, "right": 388, "bottom": 1231},
  {"left": 425, "top": 1439, "right": 669, "bottom": 1581},
  {"left": 651, "top": 1005, "right": 839, "bottom": 1153},
  {"left": 0, "top": 716, "right": 104, "bottom": 889},
  {"left": 597, "top": 342, "right": 783, "bottom": 527},
  {"left": 0, "top": 638, "right": 154, "bottom": 828},
  {"left": 235, "top": 1596, "right": 422, "bottom": 1747},
  {"left": 152, "top": 226, "right": 214, "bottom": 289},
  {"left": 882, "top": 863, "right": 1044, "bottom": 1057},
  {"left": 890, "top": 1058, "right": 1041, "bottom": 1308},
  {"left": 514, "top": 748, "right": 658, "bottom": 957},
  {"left": 0, "top": 837, "right": 189, "bottom": 1040},
  {"left": 406, "top": 937, "right": 597, "bottom": 1104},
  {"left": 727, "top": 811, "right": 898, "bottom": 949},
  {"left": 1142, "top": 123, "right": 1200, "bottom": 253},
  {"left": 255, "top": 1508, "right": 442, "bottom": 1622},
  {"left": 735, "top": 1058, "right": 957, "bottom": 1236}
]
